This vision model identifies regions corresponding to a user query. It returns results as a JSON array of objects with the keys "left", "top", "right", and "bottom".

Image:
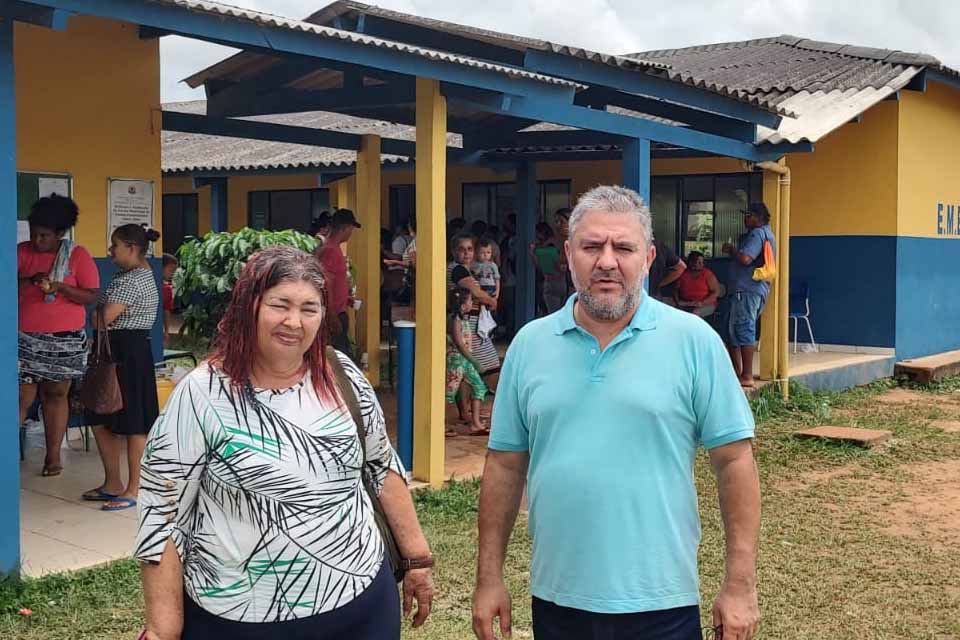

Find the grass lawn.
[{"left": 3, "top": 378, "right": 960, "bottom": 639}]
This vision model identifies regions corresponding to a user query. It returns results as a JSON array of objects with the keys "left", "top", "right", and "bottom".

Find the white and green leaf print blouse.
[{"left": 134, "top": 352, "right": 405, "bottom": 622}]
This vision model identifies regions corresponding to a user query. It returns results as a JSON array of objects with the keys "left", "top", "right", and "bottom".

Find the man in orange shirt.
[{"left": 316, "top": 208, "right": 360, "bottom": 356}]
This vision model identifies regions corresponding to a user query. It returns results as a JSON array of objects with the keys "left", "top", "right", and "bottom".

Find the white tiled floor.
[{"left": 19, "top": 423, "right": 137, "bottom": 578}]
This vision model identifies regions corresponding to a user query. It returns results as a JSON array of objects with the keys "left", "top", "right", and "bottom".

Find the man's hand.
[
  {"left": 402, "top": 567, "right": 434, "bottom": 628},
  {"left": 712, "top": 581, "right": 759, "bottom": 640},
  {"left": 472, "top": 580, "right": 512, "bottom": 640}
]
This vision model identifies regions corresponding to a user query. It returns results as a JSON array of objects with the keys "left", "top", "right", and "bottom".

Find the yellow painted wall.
[
  {"left": 897, "top": 81, "right": 960, "bottom": 238},
  {"left": 15, "top": 18, "right": 162, "bottom": 256},
  {"left": 163, "top": 176, "right": 212, "bottom": 235},
  {"left": 784, "top": 100, "right": 900, "bottom": 237}
]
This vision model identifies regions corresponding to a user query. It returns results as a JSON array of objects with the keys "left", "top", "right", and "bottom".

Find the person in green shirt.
[{"left": 530, "top": 222, "right": 567, "bottom": 314}]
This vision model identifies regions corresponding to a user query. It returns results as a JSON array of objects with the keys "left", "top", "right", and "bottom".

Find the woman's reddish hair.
[{"left": 208, "top": 244, "right": 336, "bottom": 401}]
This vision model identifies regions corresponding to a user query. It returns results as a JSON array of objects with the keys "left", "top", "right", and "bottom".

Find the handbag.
[
  {"left": 79, "top": 308, "right": 124, "bottom": 415},
  {"left": 326, "top": 347, "right": 406, "bottom": 583},
  {"left": 752, "top": 230, "right": 777, "bottom": 283}
]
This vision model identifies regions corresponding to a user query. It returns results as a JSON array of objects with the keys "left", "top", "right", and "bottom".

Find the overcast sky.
[{"left": 161, "top": 0, "right": 960, "bottom": 102}]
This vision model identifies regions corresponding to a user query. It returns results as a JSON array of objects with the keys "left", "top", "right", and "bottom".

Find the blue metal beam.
[
  {"left": 212, "top": 84, "right": 416, "bottom": 118},
  {"left": 928, "top": 69, "right": 960, "bottom": 92},
  {"left": 621, "top": 138, "right": 650, "bottom": 205},
  {"left": 905, "top": 69, "right": 927, "bottom": 92},
  {"left": 161, "top": 110, "right": 417, "bottom": 157},
  {"left": 0, "top": 19, "right": 21, "bottom": 576},
  {"left": 28, "top": 0, "right": 576, "bottom": 102},
  {"left": 463, "top": 129, "right": 625, "bottom": 151},
  {"left": 210, "top": 178, "right": 228, "bottom": 232},
  {"left": 524, "top": 50, "right": 783, "bottom": 129},
  {"left": 484, "top": 150, "right": 621, "bottom": 162},
  {"left": 206, "top": 55, "right": 408, "bottom": 117},
  {"left": 2, "top": 1, "right": 71, "bottom": 30},
  {"left": 443, "top": 85, "right": 802, "bottom": 162},
  {"left": 576, "top": 87, "right": 757, "bottom": 142},
  {"left": 515, "top": 161, "right": 537, "bottom": 329}
]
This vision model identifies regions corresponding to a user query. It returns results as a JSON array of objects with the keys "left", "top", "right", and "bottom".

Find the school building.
[{"left": 2, "top": 0, "right": 958, "bottom": 575}]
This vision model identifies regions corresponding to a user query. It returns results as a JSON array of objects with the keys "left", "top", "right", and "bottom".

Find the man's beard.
[{"left": 571, "top": 268, "right": 645, "bottom": 322}]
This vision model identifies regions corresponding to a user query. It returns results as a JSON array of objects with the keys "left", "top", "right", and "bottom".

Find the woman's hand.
[{"left": 402, "top": 567, "right": 435, "bottom": 628}]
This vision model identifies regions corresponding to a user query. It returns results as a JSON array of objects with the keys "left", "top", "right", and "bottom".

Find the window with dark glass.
[
  {"left": 247, "top": 188, "right": 330, "bottom": 233},
  {"left": 389, "top": 185, "right": 415, "bottom": 230},
  {"left": 461, "top": 180, "right": 571, "bottom": 229},
  {"left": 161, "top": 193, "right": 199, "bottom": 255}
]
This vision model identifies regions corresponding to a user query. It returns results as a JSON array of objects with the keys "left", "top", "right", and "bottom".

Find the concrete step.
[
  {"left": 895, "top": 349, "right": 960, "bottom": 383},
  {"left": 793, "top": 426, "right": 892, "bottom": 448}
]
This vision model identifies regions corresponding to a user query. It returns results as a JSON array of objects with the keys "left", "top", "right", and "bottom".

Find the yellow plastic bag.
[{"left": 752, "top": 239, "right": 777, "bottom": 282}]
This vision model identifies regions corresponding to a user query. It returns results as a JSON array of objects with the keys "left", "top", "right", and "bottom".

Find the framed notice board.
[
  {"left": 16, "top": 172, "right": 73, "bottom": 243},
  {"left": 17, "top": 172, "right": 73, "bottom": 220}
]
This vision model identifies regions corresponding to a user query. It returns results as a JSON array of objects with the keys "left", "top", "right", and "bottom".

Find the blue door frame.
[{"left": 0, "top": 20, "right": 22, "bottom": 575}]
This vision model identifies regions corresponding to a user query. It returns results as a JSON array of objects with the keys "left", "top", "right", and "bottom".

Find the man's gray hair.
[{"left": 568, "top": 185, "right": 654, "bottom": 246}]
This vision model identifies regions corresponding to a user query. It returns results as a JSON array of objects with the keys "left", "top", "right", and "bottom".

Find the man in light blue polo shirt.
[{"left": 473, "top": 186, "right": 761, "bottom": 640}]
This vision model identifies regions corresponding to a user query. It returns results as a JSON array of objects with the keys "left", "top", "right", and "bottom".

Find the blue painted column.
[
  {"left": 514, "top": 160, "right": 537, "bottom": 329},
  {"left": 0, "top": 19, "right": 21, "bottom": 575},
  {"left": 621, "top": 137, "right": 651, "bottom": 205},
  {"left": 393, "top": 320, "right": 415, "bottom": 474},
  {"left": 210, "top": 178, "right": 228, "bottom": 232}
]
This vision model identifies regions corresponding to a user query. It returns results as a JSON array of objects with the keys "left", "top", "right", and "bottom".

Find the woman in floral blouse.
[{"left": 136, "top": 246, "right": 434, "bottom": 639}]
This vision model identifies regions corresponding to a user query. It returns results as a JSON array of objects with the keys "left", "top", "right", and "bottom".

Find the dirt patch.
[
  {"left": 775, "top": 459, "right": 960, "bottom": 551},
  {"left": 874, "top": 461, "right": 960, "bottom": 550},
  {"left": 874, "top": 388, "right": 934, "bottom": 405},
  {"left": 928, "top": 420, "right": 960, "bottom": 433},
  {"left": 774, "top": 464, "right": 859, "bottom": 493}
]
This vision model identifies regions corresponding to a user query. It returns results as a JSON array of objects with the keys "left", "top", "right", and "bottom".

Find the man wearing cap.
[
  {"left": 722, "top": 202, "right": 776, "bottom": 388},
  {"left": 317, "top": 208, "right": 361, "bottom": 356}
]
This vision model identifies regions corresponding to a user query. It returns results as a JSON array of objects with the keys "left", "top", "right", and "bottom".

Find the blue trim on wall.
[
  {"left": 790, "top": 236, "right": 897, "bottom": 348},
  {"left": 0, "top": 19, "right": 20, "bottom": 576},
  {"left": 896, "top": 236, "right": 960, "bottom": 360},
  {"left": 792, "top": 356, "right": 896, "bottom": 393}
]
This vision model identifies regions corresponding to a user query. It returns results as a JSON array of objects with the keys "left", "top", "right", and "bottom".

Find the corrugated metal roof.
[
  {"left": 757, "top": 67, "right": 918, "bottom": 144},
  {"left": 167, "top": 0, "right": 581, "bottom": 89},
  {"left": 182, "top": 1, "right": 800, "bottom": 119},
  {"left": 309, "top": 1, "right": 669, "bottom": 71},
  {"left": 627, "top": 35, "right": 960, "bottom": 143}
]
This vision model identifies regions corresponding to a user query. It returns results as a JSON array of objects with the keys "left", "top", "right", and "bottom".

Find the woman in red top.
[
  {"left": 673, "top": 250, "right": 721, "bottom": 318},
  {"left": 18, "top": 196, "right": 100, "bottom": 476}
]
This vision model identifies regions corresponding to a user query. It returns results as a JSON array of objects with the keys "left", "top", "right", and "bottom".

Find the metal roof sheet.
[
  {"left": 628, "top": 35, "right": 960, "bottom": 143},
  {"left": 168, "top": 0, "right": 581, "bottom": 89}
]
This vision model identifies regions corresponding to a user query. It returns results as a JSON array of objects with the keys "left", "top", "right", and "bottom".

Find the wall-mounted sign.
[
  {"left": 108, "top": 178, "right": 154, "bottom": 250},
  {"left": 936, "top": 203, "right": 960, "bottom": 237}
]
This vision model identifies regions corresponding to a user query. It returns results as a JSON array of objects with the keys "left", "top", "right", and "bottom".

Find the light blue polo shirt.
[{"left": 489, "top": 294, "right": 755, "bottom": 614}]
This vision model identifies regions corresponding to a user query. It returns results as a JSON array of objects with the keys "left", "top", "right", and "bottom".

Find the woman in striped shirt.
[{"left": 82, "top": 224, "right": 160, "bottom": 512}]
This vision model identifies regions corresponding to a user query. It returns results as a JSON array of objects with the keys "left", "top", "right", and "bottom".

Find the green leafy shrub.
[{"left": 174, "top": 228, "right": 317, "bottom": 348}]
